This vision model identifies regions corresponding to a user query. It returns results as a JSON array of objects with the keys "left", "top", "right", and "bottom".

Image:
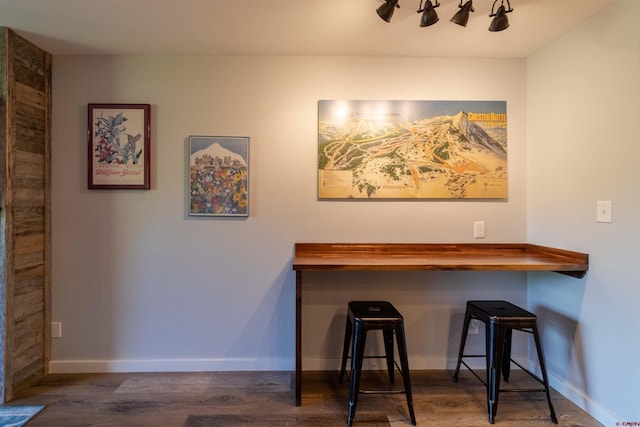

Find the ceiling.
[{"left": 0, "top": 0, "right": 613, "bottom": 58}]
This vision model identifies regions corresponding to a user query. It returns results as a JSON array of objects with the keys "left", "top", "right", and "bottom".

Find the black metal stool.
[
  {"left": 338, "top": 301, "right": 416, "bottom": 426},
  {"left": 452, "top": 300, "right": 557, "bottom": 424}
]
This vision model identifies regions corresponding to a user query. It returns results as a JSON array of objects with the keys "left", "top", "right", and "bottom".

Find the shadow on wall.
[
  {"left": 323, "top": 313, "right": 350, "bottom": 370},
  {"left": 448, "top": 309, "right": 479, "bottom": 367},
  {"left": 229, "top": 261, "right": 296, "bottom": 369},
  {"left": 300, "top": 270, "right": 528, "bottom": 371},
  {"left": 533, "top": 305, "right": 586, "bottom": 396}
]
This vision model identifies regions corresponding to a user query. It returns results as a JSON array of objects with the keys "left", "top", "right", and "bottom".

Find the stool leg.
[
  {"left": 339, "top": 316, "right": 353, "bottom": 384},
  {"left": 383, "top": 329, "right": 395, "bottom": 384},
  {"left": 502, "top": 329, "right": 513, "bottom": 383},
  {"left": 347, "top": 321, "right": 366, "bottom": 427},
  {"left": 453, "top": 309, "right": 473, "bottom": 382},
  {"left": 394, "top": 323, "right": 416, "bottom": 426},
  {"left": 532, "top": 324, "right": 558, "bottom": 424},
  {"left": 487, "top": 323, "right": 506, "bottom": 424}
]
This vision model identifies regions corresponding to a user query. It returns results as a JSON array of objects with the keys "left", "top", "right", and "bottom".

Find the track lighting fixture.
[
  {"left": 377, "top": 0, "right": 400, "bottom": 22},
  {"left": 450, "top": 0, "right": 474, "bottom": 27},
  {"left": 418, "top": 0, "right": 440, "bottom": 27},
  {"left": 489, "top": 0, "right": 513, "bottom": 31},
  {"left": 376, "top": 0, "right": 513, "bottom": 31}
]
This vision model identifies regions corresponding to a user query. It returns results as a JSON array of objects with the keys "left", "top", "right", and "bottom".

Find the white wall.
[
  {"left": 46, "top": 1, "right": 639, "bottom": 423},
  {"left": 527, "top": 0, "right": 640, "bottom": 424},
  {"left": 51, "top": 56, "right": 530, "bottom": 373}
]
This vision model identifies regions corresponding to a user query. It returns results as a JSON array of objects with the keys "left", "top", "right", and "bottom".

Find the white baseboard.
[
  {"left": 547, "top": 371, "right": 620, "bottom": 427},
  {"left": 49, "top": 358, "right": 293, "bottom": 373},
  {"left": 50, "top": 355, "right": 507, "bottom": 374},
  {"left": 521, "top": 360, "right": 620, "bottom": 426}
]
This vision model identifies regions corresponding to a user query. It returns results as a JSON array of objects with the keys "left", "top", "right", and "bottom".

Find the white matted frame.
[
  {"left": 88, "top": 103, "right": 150, "bottom": 189},
  {"left": 188, "top": 136, "right": 249, "bottom": 217}
]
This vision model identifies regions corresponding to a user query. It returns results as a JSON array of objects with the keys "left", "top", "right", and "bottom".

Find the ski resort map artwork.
[
  {"left": 318, "top": 100, "right": 507, "bottom": 199},
  {"left": 189, "top": 136, "right": 249, "bottom": 217}
]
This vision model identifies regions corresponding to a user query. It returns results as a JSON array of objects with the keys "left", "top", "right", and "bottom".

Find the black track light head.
[
  {"left": 418, "top": 0, "right": 440, "bottom": 27},
  {"left": 489, "top": 0, "right": 513, "bottom": 31},
  {"left": 450, "top": 0, "right": 474, "bottom": 27},
  {"left": 377, "top": 0, "right": 401, "bottom": 22}
]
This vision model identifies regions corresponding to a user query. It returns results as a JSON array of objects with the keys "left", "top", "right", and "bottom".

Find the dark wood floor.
[{"left": 9, "top": 370, "right": 602, "bottom": 426}]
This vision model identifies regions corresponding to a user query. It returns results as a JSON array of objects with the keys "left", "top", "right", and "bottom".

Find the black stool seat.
[
  {"left": 339, "top": 301, "right": 416, "bottom": 426},
  {"left": 453, "top": 300, "right": 557, "bottom": 424}
]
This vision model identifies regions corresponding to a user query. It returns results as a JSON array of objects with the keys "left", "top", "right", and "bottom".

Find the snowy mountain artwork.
[
  {"left": 189, "top": 136, "right": 249, "bottom": 216},
  {"left": 318, "top": 100, "right": 508, "bottom": 199}
]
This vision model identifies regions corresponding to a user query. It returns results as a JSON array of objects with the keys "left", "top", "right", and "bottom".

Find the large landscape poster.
[{"left": 318, "top": 100, "right": 508, "bottom": 199}]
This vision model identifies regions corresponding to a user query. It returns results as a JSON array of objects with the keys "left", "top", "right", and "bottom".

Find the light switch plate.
[{"left": 596, "top": 201, "right": 612, "bottom": 223}]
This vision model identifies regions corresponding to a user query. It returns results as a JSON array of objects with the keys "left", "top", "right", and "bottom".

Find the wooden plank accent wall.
[{"left": 0, "top": 27, "right": 52, "bottom": 403}]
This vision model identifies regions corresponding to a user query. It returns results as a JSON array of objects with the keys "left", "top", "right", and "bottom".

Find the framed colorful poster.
[
  {"left": 318, "top": 100, "right": 507, "bottom": 199},
  {"left": 188, "top": 136, "right": 249, "bottom": 217},
  {"left": 88, "top": 103, "right": 150, "bottom": 189}
]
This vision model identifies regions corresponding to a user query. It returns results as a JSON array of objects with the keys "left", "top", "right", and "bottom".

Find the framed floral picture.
[
  {"left": 188, "top": 136, "right": 249, "bottom": 217},
  {"left": 88, "top": 103, "right": 150, "bottom": 189}
]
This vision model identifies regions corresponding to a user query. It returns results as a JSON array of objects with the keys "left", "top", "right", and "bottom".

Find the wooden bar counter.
[{"left": 292, "top": 243, "right": 588, "bottom": 405}]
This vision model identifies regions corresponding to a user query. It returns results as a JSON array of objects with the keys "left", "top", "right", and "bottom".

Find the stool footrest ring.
[{"left": 360, "top": 389, "right": 407, "bottom": 394}]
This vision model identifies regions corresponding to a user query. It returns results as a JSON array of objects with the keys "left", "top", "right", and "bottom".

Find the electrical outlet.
[
  {"left": 51, "top": 321, "right": 62, "bottom": 338},
  {"left": 473, "top": 221, "right": 485, "bottom": 239},
  {"left": 468, "top": 319, "right": 480, "bottom": 335}
]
